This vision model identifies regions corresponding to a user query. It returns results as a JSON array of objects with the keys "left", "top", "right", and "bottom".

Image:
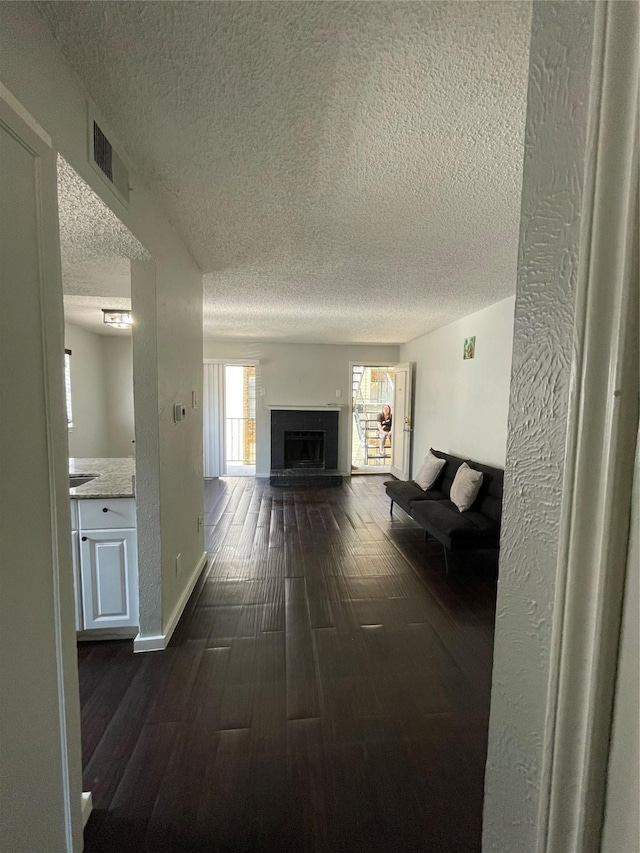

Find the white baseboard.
[
  {"left": 133, "top": 551, "right": 208, "bottom": 653},
  {"left": 132, "top": 632, "right": 166, "bottom": 653},
  {"left": 81, "top": 792, "right": 92, "bottom": 828}
]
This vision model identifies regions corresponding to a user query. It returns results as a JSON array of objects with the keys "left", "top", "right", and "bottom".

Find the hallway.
[{"left": 80, "top": 476, "right": 497, "bottom": 852}]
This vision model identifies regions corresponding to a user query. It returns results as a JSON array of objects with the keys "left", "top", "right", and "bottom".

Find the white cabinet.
[
  {"left": 72, "top": 498, "right": 139, "bottom": 633},
  {"left": 70, "top": 530, "right": 83, "bottom": 631},
  {"left": 78, "top": 498, "right": 137, "bottom": 530},
  {"left": 79, "top": 529, "right": 138, "bottom": 629}
]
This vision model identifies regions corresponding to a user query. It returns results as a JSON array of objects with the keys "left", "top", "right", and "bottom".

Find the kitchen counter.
[{"left": 69, "top": 457, "right": 135, "bottom": 499}]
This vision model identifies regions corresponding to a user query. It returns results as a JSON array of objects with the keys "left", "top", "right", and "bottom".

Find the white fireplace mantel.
[{"left": 266, "top": 404, "right": 347, "bottom": 410}]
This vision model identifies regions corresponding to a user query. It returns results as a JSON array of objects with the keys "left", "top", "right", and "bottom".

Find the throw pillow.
[
  {"left": 414, "top": 451, "right": 446, "bottom": 490},
  {"left": 450, "top": 462, "right": 483, "bottom": 512}
]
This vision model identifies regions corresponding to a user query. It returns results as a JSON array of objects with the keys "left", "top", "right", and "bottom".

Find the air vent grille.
[
  {"left": 88, "top": 109, "right": 130, "bottom": 205},
  {"left": 93, "top": 121, "right": 113, "bottom": 182}
]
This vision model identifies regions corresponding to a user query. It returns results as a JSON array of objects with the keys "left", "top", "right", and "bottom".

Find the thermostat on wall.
[{"left": 173, "top": 403, "right": 187, "bottom": 423}]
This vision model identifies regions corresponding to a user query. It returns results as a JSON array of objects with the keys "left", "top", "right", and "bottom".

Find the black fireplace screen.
[{"left": 284, "top": 430, "right": 324, "bottom": 469}]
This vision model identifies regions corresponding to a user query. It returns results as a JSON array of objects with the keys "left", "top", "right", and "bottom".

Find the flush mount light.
[{"left": 102, "top": 309, "right": 132, "bottom": 329}]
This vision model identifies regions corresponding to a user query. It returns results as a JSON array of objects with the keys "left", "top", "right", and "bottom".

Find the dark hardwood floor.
[{"left": 80, "top": 475, "right": 497, "bottom": 853}]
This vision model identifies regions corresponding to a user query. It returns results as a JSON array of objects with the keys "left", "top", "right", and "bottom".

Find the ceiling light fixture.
[{"left": 102, "top": 308, "right": 132, "bottom": 329}]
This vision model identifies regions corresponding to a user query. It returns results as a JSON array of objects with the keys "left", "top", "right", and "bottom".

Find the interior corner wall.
[
  {"left": 400, "top": 296, "right": 515, "bottom": 471},
  {"left": 0, "top": 3, "right": 205, "bottom": 642},
  {"left": 102, "top": 335, "right": 135, "bottom": 457},
  {"left": 202, "top": 340, "right": 401, "bottom": 476},
  {"left": 64, "top": 323, "right": 108, "bottom": 458}
]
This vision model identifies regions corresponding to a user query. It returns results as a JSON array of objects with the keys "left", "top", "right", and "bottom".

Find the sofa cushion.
[
  {"left": 410, "top": 499, "right": 501, "bottom": 551},
  {"left": 466, "top": 462, "right": 504, "bottom": 523},
  {"left": 414, "top": 451, "right": 446, "bottom": 490},
  {"left": 450, "top": 462, "right": 483, "bottom": 512},
  {"left": 429, "top": 450, "right": 467, "bottom": 499},
  {"left": 384, "top": 479, "right": 445, "bottom": 515}
]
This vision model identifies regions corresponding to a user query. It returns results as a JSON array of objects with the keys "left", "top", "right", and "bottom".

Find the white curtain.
[{"left": 203, "top": 362, "right": 225, "bottom": 477}]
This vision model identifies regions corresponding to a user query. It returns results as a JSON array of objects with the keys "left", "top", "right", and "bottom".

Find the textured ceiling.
[
  {"left": 57, "top": 155, "right": 147, "bottom": 333},
  {"left": 40, "top": 2, "right": 531, "bottom": 344},
  {"left": 63, "top": 295, "right": 132, "bottom": 337}
]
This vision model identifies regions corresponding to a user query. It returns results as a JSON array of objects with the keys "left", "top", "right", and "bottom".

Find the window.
[{"left": 64, "top": 349, "right": 73, "bottom": 428}]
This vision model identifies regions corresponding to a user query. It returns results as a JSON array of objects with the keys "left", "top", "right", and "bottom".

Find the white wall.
[
  {"left": 203, "top": 340, "right": 400, "bottom": 475},
  {"left": 0, "top": 2, "right": 205, "bottom": 644},
  {"left": 400, "top": 296, "right": 515, "bottom": 470},
  {"left": 103, "top": 335, "right": 135, "bottom": 457},
  {"left": 65, "top": 323, "right": 109, "bottom": 458},
  {"left": 64, "top": 325, "right": 135, "bottom": 458}
]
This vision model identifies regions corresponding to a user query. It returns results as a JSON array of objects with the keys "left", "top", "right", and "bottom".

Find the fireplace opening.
[{"left": 284, "top": 430, "right": 324, "bottom": 469}]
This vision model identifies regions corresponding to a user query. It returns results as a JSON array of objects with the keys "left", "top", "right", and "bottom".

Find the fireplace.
[
  {"left": 270, "top": 409, "right": 341, "bottom": 485},
  {"left": 284, "top": 430, "right": 324, "bottom": 469}
]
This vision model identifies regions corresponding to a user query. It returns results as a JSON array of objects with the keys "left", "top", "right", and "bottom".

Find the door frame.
[
  {"left": 389, "top": 361, "right": 413, "bottom": 481},
  {"left": 203, "top": 359, "right": 259, "bottom": 477},
  {"left": 0, "top": 85, "right": 84, "bottom": 851},
  {"left": 348, "top": 361, "right": 397, "bottom": 475}
]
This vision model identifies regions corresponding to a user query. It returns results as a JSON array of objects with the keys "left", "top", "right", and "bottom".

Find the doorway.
[
  {"left": 203, "top": 361, "right": 257, "bottom": 477},
  {"left": 350, "top": 364, "right": 395, "bottom": 473},
  {"left": 224, "top": 364, "right": 256, "bottom": 476}
]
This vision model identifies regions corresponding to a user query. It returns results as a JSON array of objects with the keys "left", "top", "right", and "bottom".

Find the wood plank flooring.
[{"left": 80, "top": 475, "right": 497, "bottom": 853}]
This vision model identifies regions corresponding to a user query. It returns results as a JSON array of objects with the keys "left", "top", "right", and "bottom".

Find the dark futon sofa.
[{"left": 384, "top": 449, "right": 504, "bottom": 571}]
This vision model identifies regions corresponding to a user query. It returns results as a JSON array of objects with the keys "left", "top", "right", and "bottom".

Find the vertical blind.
[{"left": 203, "top": 362, "right": 225, "bottom": 477}]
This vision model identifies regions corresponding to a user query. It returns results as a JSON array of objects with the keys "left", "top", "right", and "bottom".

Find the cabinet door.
[
  {"left": 70, "top": 531, "right": 83, "bottom": 631},
  {"left": 79, "top": 529, "right": 138, "bottom": 629}
]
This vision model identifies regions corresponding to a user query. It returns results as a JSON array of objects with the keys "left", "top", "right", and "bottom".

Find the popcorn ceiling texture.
[
  {"left": 63, "top": 295, "right": 132, "bottom": 336},
  {"left": 57, "top": 157, "right": 148, "bottom": 268},
  {"left": 40, "top": 2, "right": 531, "bottom": 343},
  {"left": 57, "top": 155, "right": 148, "bottom": 306}
]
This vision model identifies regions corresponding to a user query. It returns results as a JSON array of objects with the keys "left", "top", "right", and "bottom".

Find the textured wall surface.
[
  {"left": 483, "top": 4, "right": 597, "bottom": 850},
  {"left": 400, "top": 296, "right": 515, "bottom": 470},
  {"left": 131, "top": 259, "right": 162, "bottom": 640},
  {"left": 35, "top": 0, "right": 531, "bottom": 343}
]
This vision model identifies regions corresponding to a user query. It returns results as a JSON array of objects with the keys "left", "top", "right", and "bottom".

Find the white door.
[
  {"left": 80, "top": 529, "right": 138, "bottom": 629},
  {"left": 390, "top": 362, "right": 413, "bottom": 481}
]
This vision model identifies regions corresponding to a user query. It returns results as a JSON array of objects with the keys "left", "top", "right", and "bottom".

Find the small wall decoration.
[{"left": 463, "top": 336, "right": 476, "bottom": 360}]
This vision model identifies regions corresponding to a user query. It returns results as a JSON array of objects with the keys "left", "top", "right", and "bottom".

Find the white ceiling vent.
[{"left": 88, "top": 108, "right": 130, "bottom": 206}]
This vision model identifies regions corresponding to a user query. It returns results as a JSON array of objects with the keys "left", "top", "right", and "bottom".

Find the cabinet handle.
[
  {"left": 102, "top": 507, "right": 109, "bottom": 513},
  {"left": 81, "top": 536, "right": 87, "bottom": 541}
]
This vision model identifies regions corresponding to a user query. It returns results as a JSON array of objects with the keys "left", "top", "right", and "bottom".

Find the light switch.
[
  {"left": 192, "top": 390, "right": 199, "bottom": 409},
  {"left": 335, "top": 389, "right": 342, "bottom": 398},
  {"left": 173, "top": 403, "right": 186, "bottom": 423}
]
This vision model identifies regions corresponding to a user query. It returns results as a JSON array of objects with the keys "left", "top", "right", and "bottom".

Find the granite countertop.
[{"left": 69, "top": 458, "right": 136, "bottom": 499}]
